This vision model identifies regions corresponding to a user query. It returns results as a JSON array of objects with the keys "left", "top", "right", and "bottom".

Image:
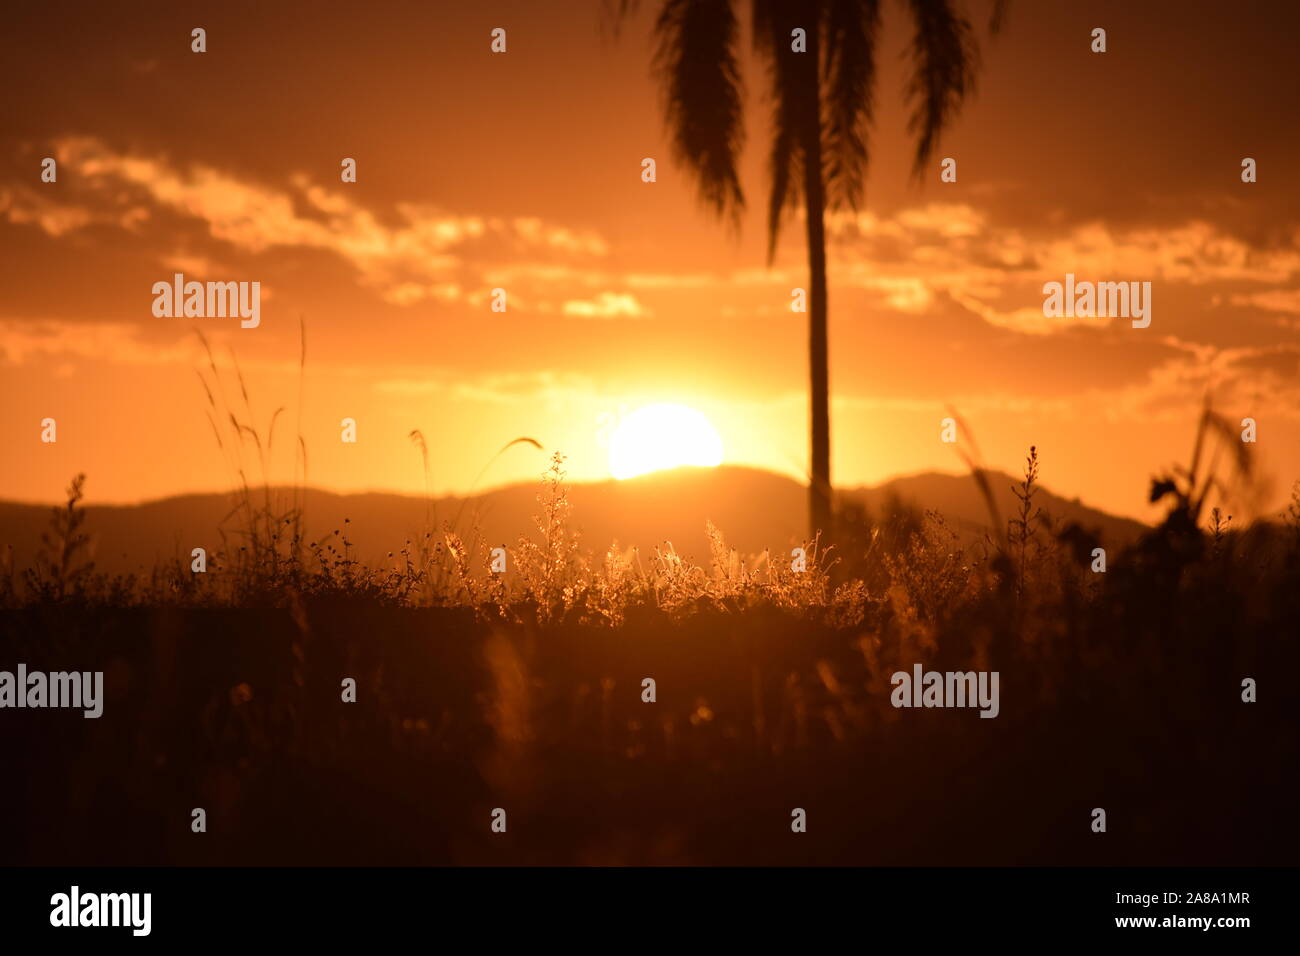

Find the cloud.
[
  {"left": 29, "top": 137, "right": 609, "bottom": 308},
  {"left": 1093, "top": 342, "right": 1300, "bottom": 427},
  {"left": 0, "top": 319, "right": 196, "bottom": 366},
  {"left": 1229, "top": 289, "right": 1300, "bottom": 315},
  {"left": 1035, "top": 221, "right": 1300, "bottom": 286},
  {"left": 160, "top": 253, "right": 226, "bottom": 276},
  {"left": 561, "top": 292, "right": 648, "bottom": 318},
  {"left": 375, "top": 369, "right": 598, "bottom": 406},
  {"left": 0, "top": 185, "right": 149, "bottom": 236},
  {"left": 826, "top": 203, "right": 1300, "bottom": 336}
]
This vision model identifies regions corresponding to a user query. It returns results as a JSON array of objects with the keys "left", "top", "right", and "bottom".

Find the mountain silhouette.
[{"left": 0, "top": 466, "right": 1146, "bottom": 575}]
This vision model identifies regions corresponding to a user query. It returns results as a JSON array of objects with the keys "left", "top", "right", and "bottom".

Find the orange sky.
[{"left": 3, "top": 0, "right": 1299, "bottom": 522}]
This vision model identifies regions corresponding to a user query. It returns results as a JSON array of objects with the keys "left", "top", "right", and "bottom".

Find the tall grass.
[
  {"left": 3, "top": 342, "right": 1293, "bottom": 684},
  {"left": 5, "top": 398, "right": 1295, "bottom": 867},
  {"left": 7, "top": 419, "right": 1293, "bottom": 648}
]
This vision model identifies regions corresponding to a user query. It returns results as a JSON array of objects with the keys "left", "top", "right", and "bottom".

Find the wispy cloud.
[
  {"left": 0, "top": 319, "right": 196, "bottom": 366},
  {"left": 22, "top": 137, "right": 610, "bottom": 308},
  {"left": 562, "top": 291, "right": 648, "bottom": 318},
  {"left": 826, "top": 203, "right": 1300, "bottom": 335}
]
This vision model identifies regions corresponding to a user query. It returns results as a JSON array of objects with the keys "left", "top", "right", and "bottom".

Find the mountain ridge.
[{"left": 0, "top": 466, "right": 1148, "bottom": 574}]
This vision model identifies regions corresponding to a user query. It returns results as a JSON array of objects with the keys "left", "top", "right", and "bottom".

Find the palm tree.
[{"left": 607, "top": 0, "right": 1003, "bottom": 537}]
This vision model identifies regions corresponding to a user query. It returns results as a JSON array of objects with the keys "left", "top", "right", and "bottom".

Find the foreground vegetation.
[{"left": 2, "top": 410, "right": 1298, "bottom": 864}]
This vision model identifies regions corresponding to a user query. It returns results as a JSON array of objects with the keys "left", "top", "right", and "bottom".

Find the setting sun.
[{"left": 608, "top": 403, "right": 724, "bottom": 479}]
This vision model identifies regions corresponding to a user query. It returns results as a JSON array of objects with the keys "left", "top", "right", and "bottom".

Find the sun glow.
[{"left": 608, "top": 403, "right": 724, "bottom": 480}]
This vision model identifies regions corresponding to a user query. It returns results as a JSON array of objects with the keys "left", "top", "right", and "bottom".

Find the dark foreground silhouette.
[
  {"left": 2, "top": 588, "right": 1296, "bottom": 866},
  {"left": 2, "top": 446, "right": 1298, "bottom": 865}
]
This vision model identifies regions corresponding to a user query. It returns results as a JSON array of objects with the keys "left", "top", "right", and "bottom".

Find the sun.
[{"left": 608, "top": 403, "right": 724, "bottom": 480}]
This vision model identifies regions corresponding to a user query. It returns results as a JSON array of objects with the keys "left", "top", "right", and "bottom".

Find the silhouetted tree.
[{"left": 608, "top": 0, "right": 1003, "bottom": 536}]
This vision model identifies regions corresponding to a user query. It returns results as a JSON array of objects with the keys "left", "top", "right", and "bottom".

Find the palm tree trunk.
[{"left": 800, "top": 26, "right": 832, "bottom": 540}]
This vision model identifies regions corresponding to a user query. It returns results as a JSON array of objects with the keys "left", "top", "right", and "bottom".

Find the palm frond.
[
  {"left": 653, "top": 0, "right": 746, "bottom": 224},
  {"left": 753, "top": 0, "right": 807, "bottom": 261},
  {"left": 989, "top": 0, "right": 1010, "bottom": 34},
  {"left": 903, "top": 0, "right": 978, "bottom": 177},
  {"left": 765, "top": 109, "right": 802, "bottom": 262},
  {"left": 600, "top": 0, "right": 643, "bottom": 37},
  {"left": 821, "top": 0, "right": 882, "bottom": 211}
]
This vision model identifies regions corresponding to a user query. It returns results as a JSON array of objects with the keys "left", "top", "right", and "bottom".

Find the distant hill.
[
  {"left": 0, "top": 466, "right": 1147, "bottom": 575},
  {"left": 848, "top": 470, "right": 1148, "bottom": 549}
]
